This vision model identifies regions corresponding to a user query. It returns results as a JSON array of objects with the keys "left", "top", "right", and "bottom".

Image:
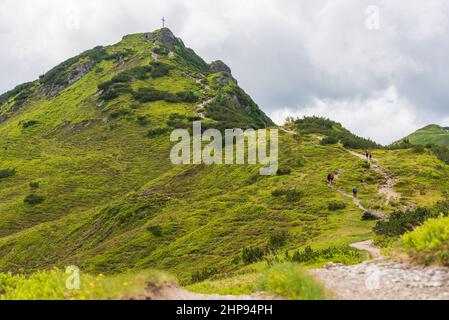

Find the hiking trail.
[
  {"left": 129, "top": 283, "right": 276, "bottom": 300},
  {"left": 347, "top": 150, "right": 400, "bottom": 206}
]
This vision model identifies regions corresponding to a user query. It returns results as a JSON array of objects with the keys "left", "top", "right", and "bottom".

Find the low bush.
[
  {"left": 328, "top": 201, "right": 347, "bottom": 211},
  {"left": 150, "top": 62, "right": 172, "bottom": 78},
  {"left": 276, "top": 168, "right": 292, "bottom": 176},
  {"left": 146, "top": 128, "right": 169, "bottom": 138},
  {"left": 242, "top": 247, "right": 265, "bottom": 265},
  {"left": 147, "top": 225, "right": 162, "bottom": 237},
  {"left": 191, "top": 268, "right": 218, "bottom": 283},
  {"left": 0, "top": 168, "right": 16, "bottom": 180},
  {"left": 268, "top": 231, "right": 289, "bottom": 252},
  {"left": 287, "top": 245, "right": 363, "bottom": 265},
  {"left": 29, "top": 181, "right": 40, "bottom": 189},
  {"left": 402, "top": 216, "right": 449, "bottom": 266},
  {"left": 137, "top": 116, "right": 150, "bottom": 126},
  {"left": 271, "top": 189, "right": 302, "bottom": 202},
  {"left": 259, "top": 263, "right": 326, "bottom": 300},
  {"left": 153, "top": 47, "right": 169, "bottom": 56},
  {"left": 21, "top": 120, "right": 39, "bottom": 129},
  {"left": 373, "top": 205, "right": 448, "bottom": 237},
  {"left": 24, "top": 194, "right": 45, "bottom": 205},
  {"left": 110, "top": 108, "right": 132, "bottom": 119},
  {"left": 320, "top": 136, "right": 338, "bottom": 145}
]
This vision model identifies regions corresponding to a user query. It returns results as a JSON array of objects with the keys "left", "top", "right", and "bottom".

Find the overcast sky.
[{"left": 1, "top": 0, "right": 448, "bottom": 144}]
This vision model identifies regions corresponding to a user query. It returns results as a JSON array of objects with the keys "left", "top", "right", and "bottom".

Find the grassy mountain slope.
[
  {"left": 396, "top": 124, "right": 449, "bottom": 147},
  {"left": 2, "top": 28, "right": 449, "bottom": 297}
]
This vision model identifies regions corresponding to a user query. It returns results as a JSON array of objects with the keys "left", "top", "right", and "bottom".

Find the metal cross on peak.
[{"left": 162, "top": 17, "right": 166, "bottom": 28}]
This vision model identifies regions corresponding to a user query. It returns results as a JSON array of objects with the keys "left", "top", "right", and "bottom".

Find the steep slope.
[
  {"left": 0, "top": 28, "right": 272, "bottom": 236},
  {"left": 395, "top": 124, "right": 449, "bottom": 147}
]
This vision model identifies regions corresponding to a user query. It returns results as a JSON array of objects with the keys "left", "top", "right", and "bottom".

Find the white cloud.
[
  {"left": 268, "top": 86, "right": 422, "bottom": 145},
  {"left": 1, "top": 0, "right": 449, "bottom": 143}
]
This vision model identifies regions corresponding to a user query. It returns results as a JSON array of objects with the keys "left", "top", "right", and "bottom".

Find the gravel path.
[
  {"left": 310, "top": 260, "right": 449, "bottom": 300},
  {"left": 131, "top": 283, "right": 273, "bottom": 300}
]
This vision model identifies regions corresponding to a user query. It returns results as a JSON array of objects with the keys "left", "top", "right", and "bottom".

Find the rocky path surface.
[
  {"left": 131, "top": 283, "right": 273, "bottom": 300},
  {"left": 311, "top": 259, "right": 449, "bottom": 300}
]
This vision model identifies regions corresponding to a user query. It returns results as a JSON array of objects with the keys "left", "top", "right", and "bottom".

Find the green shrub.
[
  {"left": 29, "top": 181, "right": 40, "bottom": 189},
  {"left": 287, "top": 245, "right": 362, "bottom": 265},
  {"left": 137, "top": 116, "right": 150, "bottom": 126},
  {"left": 276, "top": 168, "right": 292, "bottom": 176},
  {"left": 24, "top": 194, "right": 45, "bottom": 205},
  {"left": 373, "top": 204, "right": 449, "bottom": 237},
  {"left": 0, "top": 169, "right": 16, "bottom": 180},
  {"left": 271, "top": 189, "right": 302, "bottom": 202},
  {"left": 175, "top": 91, "right": 198, "bottom": 103},
  {"left": 242, "top": 247, "right": 265, "bottom": 265},
  {"left": 361, "top": 161, "right": 371, "bottom": 169},
  {"left": 191, "top": 267, "right": 218, "bottom": 283},
  {"left": 146, "top": 128, "right": 169, "bottom": 138},
  {"left": 402, "top": 216, "right": 449, "bottom": 266},
  {"left": 110, "top": 108, "right": 132, "bottom": 119},
  {"left": 320, "top": 136, "right": 338, "bottom": 145},
  {"left": 99, "top": 83, "right": 132, "bottom": 101},
  {"left": 150, "top": 62, "right": 172, "bottom": 78},
  {"left": 268, "top": 231, "right": 289, "bottom": 251},
  {"left": 21, "top": 120, "right": 39, "bottom": 129},
  {"left": 153, "top": 47, "right": 169, "bottom": 56},
  {"left": 259, "top": 263, "right": 326, "bottom": 300},
  {"left": 147, "top": 225, "right": 162, "bottom": 237},
  {"left": 328, "top": 201, "right": 346, "bottom": 211}
]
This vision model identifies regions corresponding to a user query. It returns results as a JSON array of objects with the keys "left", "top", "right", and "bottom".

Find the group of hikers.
[
  {"left": 325, "top": 150, "right": 375, "bottom": 199},
  {"left": 365, "top": 150, "right": 373, "bottom": 161},
  {"left": 327, "top": 173, "right": 358, "bottom": 198}
]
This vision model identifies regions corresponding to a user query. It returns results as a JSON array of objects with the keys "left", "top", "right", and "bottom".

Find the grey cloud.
[{"left": 1, "top": 0, "right": 448, "bottom": 142}]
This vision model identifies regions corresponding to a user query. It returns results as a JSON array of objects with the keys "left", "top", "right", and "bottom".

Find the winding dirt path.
[
  {"left": 130, "top": 283, "right": 275, "bottom": 300},
  {"left": 348, "top": 150, "right": 400, "bottom": 206}
]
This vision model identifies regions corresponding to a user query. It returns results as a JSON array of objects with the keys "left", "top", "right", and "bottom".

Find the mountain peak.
[
  {"left": 143, "top": 27, "right": 184, "bottom": 48},
  {"left": 209, "top": 60, "right": 232, "bottom": 75}
]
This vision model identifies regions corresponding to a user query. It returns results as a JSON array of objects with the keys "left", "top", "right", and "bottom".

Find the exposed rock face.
[
  {"left": 144, "top": 28, "right": 184, "bottom": 48},
  {"left": 0, "top": 114, "right": 7, "bottom": 124},
  {"left": 210, "top": 60, "right": 232, "bottom": 74},
  {"left": 39, "top": 60, "right": 96, "bottom": 98}
]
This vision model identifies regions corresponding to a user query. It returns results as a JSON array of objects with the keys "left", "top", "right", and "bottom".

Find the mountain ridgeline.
[
  {"left": 289, "top": 116, "right": 380, "bottom": 150},
  {"left": 0, "top": 28, "right": 273, "bottom": 129}
]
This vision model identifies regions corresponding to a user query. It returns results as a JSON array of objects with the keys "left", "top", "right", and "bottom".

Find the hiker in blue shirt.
[{"left": 353, "top": 186, "right": 358, "bottom": 198}]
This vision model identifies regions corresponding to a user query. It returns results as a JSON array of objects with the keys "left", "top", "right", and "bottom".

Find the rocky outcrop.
[
  {"left": 39, "top": 60, "right": 95, "bottom": 98},
  {"left": 209, "top": 60, "right": 232, "bottom": 74},
  {"left": 0, "top": 114, "right": 7, "bottom": 124},
  {"left": 144, "top": 28, "right": 184, "bottom": 48}
]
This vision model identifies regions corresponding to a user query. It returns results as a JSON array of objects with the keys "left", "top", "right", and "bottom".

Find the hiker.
[
  {"left": 353, "top": 186, "right": 358, "bottom": 198},
  {"left": 369, "top": 152, "right": 373, "bottom": 161},
  {"left": 365, "top": 150, "right": 369, "bottom": 159},
  {"left": 330, "top": 174, "right": 335, "bottom": 185},
  {"left": 327, "top": 173, "right": 332, "bottom": 185}
]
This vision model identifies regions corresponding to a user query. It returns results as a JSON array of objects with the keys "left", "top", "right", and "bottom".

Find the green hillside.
[
  {"left": 2, "top": 28, "right": 449, "bottom": 299},
  {"left": 396, "top": 124, "right": 449, "bottom": 147}
]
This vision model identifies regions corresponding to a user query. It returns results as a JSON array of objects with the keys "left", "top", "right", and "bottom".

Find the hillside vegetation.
[
  {"left": 396, "top": 124, "right": 449, "bottom": 148},
  {"left": 2, "top": 28, "right": 449, "bottom": 299}
]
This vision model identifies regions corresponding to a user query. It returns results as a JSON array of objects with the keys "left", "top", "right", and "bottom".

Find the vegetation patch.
[
  {"left": 286, "top": 246, "right": 363, "bottom": 265},
  {"left": 24, "top": 194, "right": 45, "bottom": 205},
  {"left": 271, "top": 188, "right": 302, "bottom": 202},
  {"left": 259, "top": 263, "right": 326, "bottom": 300},
  {"left": 0, "top": 169, "right": 16, "bottom": 180},
  {"left": 402, "top": 216, "right": 449, "bottom": 266}
]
